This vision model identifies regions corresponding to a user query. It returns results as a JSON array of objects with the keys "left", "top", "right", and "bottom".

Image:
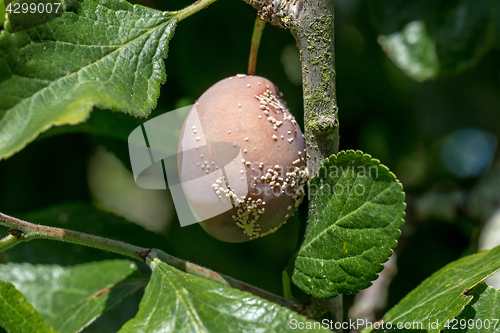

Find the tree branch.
[
  {"left": 0, "top": 211, "right": 303, "bottom": 313},
  {"left": 242, "top": 0, "right": 341, "bottom": 327},
  {"left": 289, "top": 0, "right": 339, "bottom": 175},
  {"left": 291, "top": 3, "right": 341, "bottom": 325},
  {"left": 174, "top": 0, "right": 218, "bottom": 22},
  {"left": 241, "top": 0, "right": 339, "bottom": 172}
]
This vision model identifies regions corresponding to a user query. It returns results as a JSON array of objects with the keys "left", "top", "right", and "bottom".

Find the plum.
[{"left": 178, "top": 74, "right": 307, "bottom": 242}]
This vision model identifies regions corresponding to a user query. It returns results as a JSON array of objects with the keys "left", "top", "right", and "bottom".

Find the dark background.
[{"left": 1, "top": 0, "right": 499, "bottom": 331}]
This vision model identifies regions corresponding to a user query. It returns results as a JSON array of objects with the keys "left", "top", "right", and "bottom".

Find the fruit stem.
[
  {"left": 0, "top": 210, "right": 304, "bottom": 313},
  {"left": 248, "top": 15, "right": 266, "bottom": 75},
  {"left": 282, "top": 270, "right": 294, "bottom": 300},
  {"left": 174, "top": 0, "right": 217, "bottom": 22}
]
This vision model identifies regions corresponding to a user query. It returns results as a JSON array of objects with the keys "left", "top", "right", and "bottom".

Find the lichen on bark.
[{"left": 294, "top": 9, "right": 339, "bottom": 176}]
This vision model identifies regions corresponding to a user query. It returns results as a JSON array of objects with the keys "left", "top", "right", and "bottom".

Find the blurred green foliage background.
[{"left": 1, "top": 0, "right": 499, "bottom": 331}]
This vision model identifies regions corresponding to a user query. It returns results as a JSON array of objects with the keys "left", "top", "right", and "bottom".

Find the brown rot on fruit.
[{"left": 178, "top": 75, "right": 308, "bottom": 243}]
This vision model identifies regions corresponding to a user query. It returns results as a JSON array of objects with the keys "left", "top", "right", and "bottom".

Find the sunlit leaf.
[
  {"left": 290, "top": 150, "right": 405, "bottom": 298},
  {"left": 365, "top": 245, "right": 500, "bottom": 333},
  {"left": 0, "top": 0, "right": 176, "bottom": 159},
  {"left": 0, "top": 280, "right": 56, "bottom": 333},
  {"left": 443, "top": 283, "right": 500, "bottom": 333},
  {"left": 119, "top": 259, "right": 326, "bottom": 333}
]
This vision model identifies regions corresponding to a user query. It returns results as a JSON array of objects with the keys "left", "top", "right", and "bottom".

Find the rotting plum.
[{"left": 178, "top": 74, "right": 307, "bottom": 243}]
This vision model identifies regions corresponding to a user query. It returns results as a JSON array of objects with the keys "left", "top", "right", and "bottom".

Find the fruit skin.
[{"left": 178, "top": 74, "right": 307, "bottom": 243}]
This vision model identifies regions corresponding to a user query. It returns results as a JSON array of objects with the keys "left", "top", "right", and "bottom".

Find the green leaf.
[
  {"left": 290, "top": 150, "right": 405, "bottom": 298},
  {"left": 119, "top": 259, "right": 326, "bottom": 333},
  {"left": 0, "top": 260, "right": 145, "bottom": 333},
  {"left": 0, "top": 0, "right": 176, "bottom": 160},
  {"left": 0, "top": 280, "right": 56, "bottom": 333},
  {"left": 371, "top": 0, "right": 494, "bottom": 81},
  {"left": 3, "top": 202, "right": 176, "bottom": 265},
  {"left": 367, "top": 245, "right": 500, "bottom": 333},
  {"left": 443, "top": 283, "right": 500, "bottom": 333},
  {"left": 0, "top": 0, "right": 5, "bottom": 28}
]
